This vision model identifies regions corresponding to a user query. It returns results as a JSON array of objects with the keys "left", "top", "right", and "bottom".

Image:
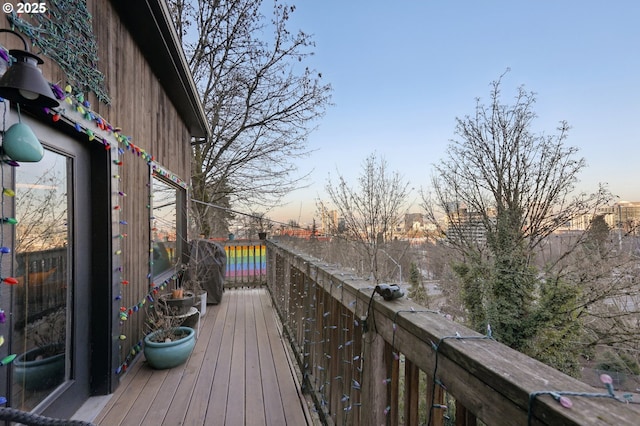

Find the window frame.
[{"left": 150, "top": 169, "right": 188, "bottom": 283}]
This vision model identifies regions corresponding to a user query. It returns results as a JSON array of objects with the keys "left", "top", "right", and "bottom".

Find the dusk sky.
[{"left": 268, "top": 1, "right": 640, "bottom": 223}]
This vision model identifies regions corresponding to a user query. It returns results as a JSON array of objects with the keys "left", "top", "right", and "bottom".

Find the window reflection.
[
  {"left": 12, "top": 150, "right": 70, "bottom": 410},
  {"left": 152, "top": 176, "right": 178, "bottom": 276}
]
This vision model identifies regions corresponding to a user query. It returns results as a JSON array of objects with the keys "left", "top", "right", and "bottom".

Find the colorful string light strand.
[
  {"left": 0, "top": 47, "right": 184, "bottom": 374},
  {"left": 0, "top": 21, "right": 192, "bottom": 376},
  {"left": 0, "top": 100, "right": 19, "bottom": 405}
]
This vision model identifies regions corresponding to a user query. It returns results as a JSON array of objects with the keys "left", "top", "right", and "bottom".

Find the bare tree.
[
  {"left": 422, "top": 73, "right": 620, "bottom": 375},
  {"left": 322, "top": 153, "right": 411, "bottom": 282},
  {"left": 168, "top": 0, "right": 332, "bottom": 237}
]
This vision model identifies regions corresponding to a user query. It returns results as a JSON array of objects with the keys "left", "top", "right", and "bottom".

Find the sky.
[{"left": 267, "top": 1, "right": 640, "bottom": 224}]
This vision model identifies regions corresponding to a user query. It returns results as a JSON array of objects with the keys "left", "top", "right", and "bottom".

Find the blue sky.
[{"left": 269, "top": 1, "right": 640, "bottom": 223}]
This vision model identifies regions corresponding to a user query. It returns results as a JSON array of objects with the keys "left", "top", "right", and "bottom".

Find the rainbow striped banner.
[{"left": 224, "top": 243, "right": 266, "bottom": 287}]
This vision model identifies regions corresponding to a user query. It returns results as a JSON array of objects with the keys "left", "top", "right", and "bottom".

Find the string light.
[
  {"left": 528, "top": 374, "right": 638, "bottom": 426},
  {"left": 8, "top": 1, "right": 111, "bottom": 104},
  {"left": 0, "top": 23, "right": 188, "bottom": 381},
  {"left": 0, "top": 354, "right": 16, "bottom": 366},
  {"left": 0, "top": 101, "right": 17, "bottom": 403}
]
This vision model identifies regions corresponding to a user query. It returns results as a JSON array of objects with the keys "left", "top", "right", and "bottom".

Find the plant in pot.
[
  {"left": 157, "top": 281, "right": 195, "bottom": 317},
  {"left": 143, "top": 304, "right": 196, "bottom": 370},
  {"left": 252, "top": 212, "right": 271, "bottom": 240},
  {"left": 14, "top": 308, "right": 66, "bottom": 391}
]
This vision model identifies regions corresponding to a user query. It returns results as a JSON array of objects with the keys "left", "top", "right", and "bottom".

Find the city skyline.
[{"left": 264, "top": 1, "right": 639, "bottom": 223}]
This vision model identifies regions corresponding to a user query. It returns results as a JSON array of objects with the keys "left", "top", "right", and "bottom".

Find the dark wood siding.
[
  {"left": 1, "top": 0, "right": 194, "bottom": 389},
  {"left": 88, "top": 0, "right": 192, "bottom": 377}
]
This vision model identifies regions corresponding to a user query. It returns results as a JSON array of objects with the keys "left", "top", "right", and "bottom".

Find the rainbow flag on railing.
[{"left": 224, "top": 243, "right": 266, "bottom": 283}]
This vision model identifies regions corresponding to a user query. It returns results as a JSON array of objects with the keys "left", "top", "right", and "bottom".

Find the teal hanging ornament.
[{"left": 2, "top": 122, "right": 44, "bottom": 162}]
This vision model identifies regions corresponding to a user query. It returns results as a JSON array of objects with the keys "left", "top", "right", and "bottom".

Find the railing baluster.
[
  {"left": 404, "top": 358, "right": 419, "bottom": 426},
  {"left": 390, "top": 347, "right": 400, "bottom": 426},
  {"left": 362, "top": 329, "right": 388, "bottom": 425}
]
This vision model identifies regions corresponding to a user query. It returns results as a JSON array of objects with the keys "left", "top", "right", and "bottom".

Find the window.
[
  {"left": 151, "top": 174, "right": 185, "bottom": 278},
  {"left": 13, "top": 149, "right": 70, "bottom": 410}
]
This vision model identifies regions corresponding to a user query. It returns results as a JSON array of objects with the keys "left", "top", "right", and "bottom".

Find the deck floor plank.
[
  {"left": 93, "top": 288, "right": 310, "bottom": 426},
  {"left": 204, "top": 289, "right": 238, "bottom": 425},
  {"left": 120, "top": 369, "right": 168, "bottom": 426},
  {"left": 245, "top": 289, "right": 267, "bottom": 426},
  {"left": 182, "top": 292, "right": 230, "bottom": 425},
  {"left": 255, "top": 290, "right": 288, "bottom": 426},
  {"left": 94, "top": 356, "right": 152, "bottom": 425},
  {"left": 160, "top": 307, "right": 216, "bottom": 426},
  {"left": 225, "top": 290, "right": 247, "bottom": 425},
  {"left": 259, "top": 290, "right": 309, "bottom": 426}
]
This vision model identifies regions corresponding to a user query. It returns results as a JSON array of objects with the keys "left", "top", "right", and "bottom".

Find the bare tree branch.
[{"left": 168, "top": 0, "right": 332, "bottom": 237}]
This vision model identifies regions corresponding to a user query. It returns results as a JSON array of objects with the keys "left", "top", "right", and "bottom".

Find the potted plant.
[
  {"left": 14, "top": 308, "right": 66, "bottom": 391},
  {"left": 143, "top": 305, "right": 196, "bottom": 370},
  {"left": 253, "top": 212, "right": 270, "bottom": 240},
  {"left": 157, "top": 279, "right": 195, "bottom": 316}
]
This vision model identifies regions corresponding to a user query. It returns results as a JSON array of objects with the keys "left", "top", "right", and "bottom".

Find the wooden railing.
[
  {"left": 223, "top": 241, "right": 266, "bottom": 288},
  {"left": 265, "top": 240, "right": 640, "bottom": 425}
]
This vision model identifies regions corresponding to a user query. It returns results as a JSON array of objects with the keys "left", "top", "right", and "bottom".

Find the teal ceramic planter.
[
  {"left": 14, "top": 345, "right": 65, "bottom": 391},
  {"left": 143, "top": 326, "right": 195, "bottom": 369}
]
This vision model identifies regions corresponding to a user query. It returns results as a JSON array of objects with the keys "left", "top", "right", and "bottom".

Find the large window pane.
[
  {"left": 12, "top": 150, "right": 70, "bottom": 410},
  {"left": 151, "top": 176, "right": 180, "bottom": 277}
]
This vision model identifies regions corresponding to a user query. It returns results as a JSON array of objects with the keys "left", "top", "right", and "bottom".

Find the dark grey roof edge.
[{"left": 110, "top": 0, "right": 210, "bottom": 139}]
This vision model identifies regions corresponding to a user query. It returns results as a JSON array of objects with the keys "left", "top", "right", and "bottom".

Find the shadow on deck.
[{"left": 88, "top": 288, "right": 313, "bottom": 425}]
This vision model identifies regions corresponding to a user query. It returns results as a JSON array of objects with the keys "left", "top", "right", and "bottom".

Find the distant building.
[
  {"left": 550, "top": 201, "right": 640, "bottom": 234},
  {"left": 319, "top": 207, "right": 339, "bottom": 234},
  {"left": 444, "top": 207, "right": 495, "bottom": 246},
  {"left": 600, "top": 201, "right": 640, "bottom": 234}
]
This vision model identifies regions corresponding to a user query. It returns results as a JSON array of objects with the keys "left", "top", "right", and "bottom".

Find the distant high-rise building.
[
  {"left": 319, "top": 207, "right": 339, "bottom": 234},
  {"left": 600, "top": 201, "right": 640, "bottom": 234},
  {"left": 444, "top": 207, "right": 495, "bottom": 246}
]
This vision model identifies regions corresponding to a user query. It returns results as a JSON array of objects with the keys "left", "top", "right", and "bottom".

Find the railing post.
[
  {"left": 455, "top": 400, "right": 477, "bottom": 426},
  {"left": 361, "top": 331, "right": 389, "bottom": 425}
]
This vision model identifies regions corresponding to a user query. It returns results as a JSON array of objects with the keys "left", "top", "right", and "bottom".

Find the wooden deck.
[{"left": 92, "top": 288, "right": 312, "bottom": 425}]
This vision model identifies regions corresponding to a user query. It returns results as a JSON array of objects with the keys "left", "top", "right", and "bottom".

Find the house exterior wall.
[
  {"left": 0, "top": 0, "right": 203, "bottom": 410},
  {"left": 87, "top": 0, "right": 194, "bottom": 379}
]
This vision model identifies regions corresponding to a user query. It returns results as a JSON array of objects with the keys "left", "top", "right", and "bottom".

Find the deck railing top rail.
[{"left": 265, "top": 240, "right": 640, "bottom": 425}]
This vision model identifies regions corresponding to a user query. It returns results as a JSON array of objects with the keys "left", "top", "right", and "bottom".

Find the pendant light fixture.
[
  {"left": 0, "top": 28, "right": 58, "bottom": 162},
  {"left": 0, "top": 29, "right": 59, "bottom": 108}
]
